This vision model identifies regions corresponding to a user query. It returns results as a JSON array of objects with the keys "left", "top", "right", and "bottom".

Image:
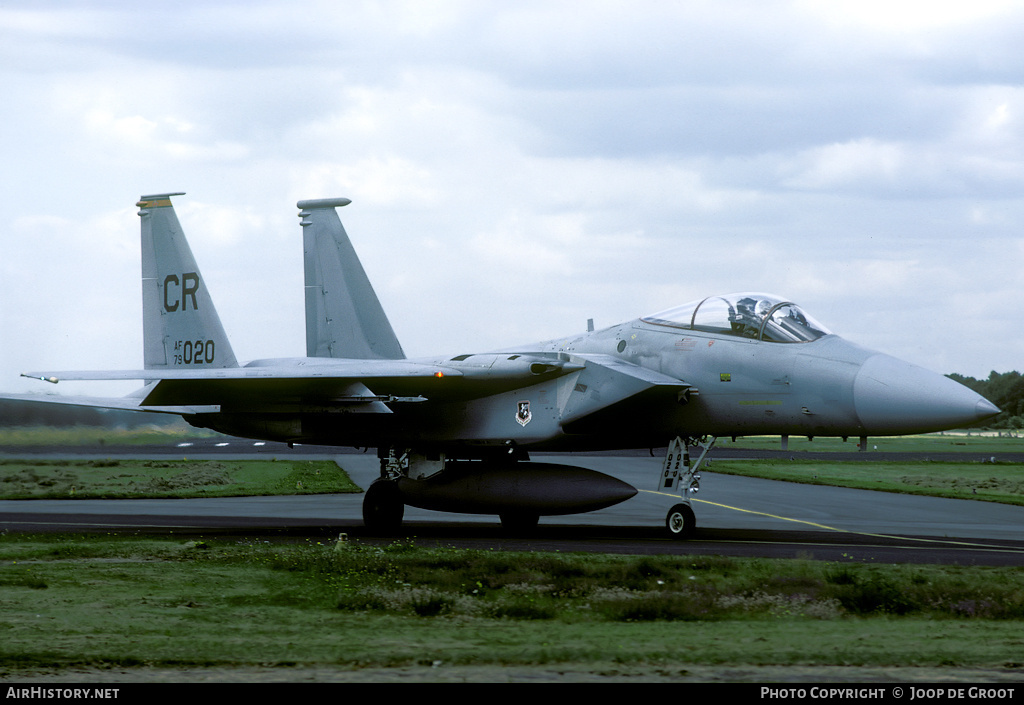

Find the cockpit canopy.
[{"left": 642, "top": 292, "right": 832, "bottom": 343}]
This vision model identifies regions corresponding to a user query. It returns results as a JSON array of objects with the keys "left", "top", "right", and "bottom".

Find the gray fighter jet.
[{"left": 13, "top": 193, "right": 1000, "bottom": 537}]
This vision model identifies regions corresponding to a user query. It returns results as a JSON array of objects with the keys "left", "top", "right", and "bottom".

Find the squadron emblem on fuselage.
[{"left": 516, "top": 400, "right": 532, "bottom": 427}]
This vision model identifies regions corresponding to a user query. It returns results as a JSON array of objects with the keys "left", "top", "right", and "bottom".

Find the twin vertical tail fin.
[
  {"left": 299, "top": 198, "right": 405, "bottom": 360},
  {"left": 138, "top": 193, "right": 238, "bottom": 370},
  {"left": 136, "top": 193, "right": 402, "bottom": 371}
]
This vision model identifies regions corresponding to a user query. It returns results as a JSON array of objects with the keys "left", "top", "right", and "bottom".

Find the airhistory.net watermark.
[{"left": 5, "top": 688, "right": 120, "bottom": 700}]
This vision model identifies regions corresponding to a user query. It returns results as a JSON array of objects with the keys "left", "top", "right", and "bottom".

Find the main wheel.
[
  {"left": 362, "top": 480, "right": 405, "bottom": 532},
  {"left": 499, "top": 512, "right": 540, "bottom": 534},
  {"left": 665, "top": 503, "right": 696, "bottom": 540}
]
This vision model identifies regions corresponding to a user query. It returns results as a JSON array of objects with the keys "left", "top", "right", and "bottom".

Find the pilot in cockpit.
[{"left": 731, "top": 296, "right": 766, "bottom": 338}]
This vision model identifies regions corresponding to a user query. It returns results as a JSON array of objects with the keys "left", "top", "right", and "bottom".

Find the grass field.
[
  {"left": 706, "top": 459, "right": 1024, "bottom": 506},
  {"left": 2, "top": 429, "right": 1023, "bottom": 679},
  {"left": 0, "top": 458, "right": 360, "bottom": 499},
  {"left": 720, "top": 433, "right": 1023, "bottom": 454},
  {"left": 1, "top": 535, "right": 1023, "bottom": 674},
  {"left": 703, "top": 434, "right": 1024, "bottom": 507}
]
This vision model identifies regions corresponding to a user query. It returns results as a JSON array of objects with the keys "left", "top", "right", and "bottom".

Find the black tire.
[
  {"left": 665, "top": 503, "right": 696, "bottom": 540},
  {"left": 362, "top": 480, "right": 405, "bottom": 532},
  {"left": 499, "top": 512, "right": 540, "bottom": 534}
]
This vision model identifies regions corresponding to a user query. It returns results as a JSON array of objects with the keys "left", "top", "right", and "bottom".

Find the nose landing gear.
[{"left": 658, "top": 436, "right": 715, "bottom": 539}]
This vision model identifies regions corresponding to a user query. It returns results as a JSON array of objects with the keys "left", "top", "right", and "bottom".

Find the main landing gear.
[
  {"left": 362, "top": 478, "right": 404, "bottom": 532},
  {"left": 362, "top": 441, "right": 715, "bottom": 540},
  {"left": 362, "top": 453, "right": 545, "bottom": 535},
  {"left": 498, "top": 512, "right": 540, "bottom": 533},
  {"left": 362, "top": 448, "right": 434, "bottom": 532}
]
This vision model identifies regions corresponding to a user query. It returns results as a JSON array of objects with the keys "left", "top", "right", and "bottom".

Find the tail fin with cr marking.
[{"left": 138, "top": 193, "right": 238, "bottom": 370}]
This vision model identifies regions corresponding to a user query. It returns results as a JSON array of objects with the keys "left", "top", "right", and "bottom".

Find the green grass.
[
  {"left": 720, "top": 433, "right": 1023, "bottom": 454},
  {"left": 707, "top": 459, "right": 1024, "bottom": 506},
  {"left": 1, "top": 535, "right": 1023, "bottom": 671},
  {"left": 0, "top": 458, "right": 360, "bottom": 499},
  {"left": 693, "top": 434, "right": 1024, "bottom": 506},
  {"left": 3, "top": 430, "right": 1021, "bottom": 677}
]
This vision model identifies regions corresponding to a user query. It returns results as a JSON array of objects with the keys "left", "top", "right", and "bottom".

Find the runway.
[{"left": 2, "top": 442, "right": 1023, "bottom": 565}]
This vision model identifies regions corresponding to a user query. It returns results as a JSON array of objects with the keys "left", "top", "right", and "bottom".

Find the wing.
[
  {"left": 22, "top": 353, "right": 694, "bottom": 422},
  {"left": 21, "top": 360, "right": 459, "bottom": 411}
]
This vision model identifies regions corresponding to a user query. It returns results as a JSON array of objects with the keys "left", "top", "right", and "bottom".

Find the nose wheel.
[{"left": 665, "top": 503, "right": 696, "bottom": 539}]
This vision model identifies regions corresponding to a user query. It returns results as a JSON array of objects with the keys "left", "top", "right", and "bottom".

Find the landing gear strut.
[{"left": 659, "top": 436, "right": 716, "bottom": 540}]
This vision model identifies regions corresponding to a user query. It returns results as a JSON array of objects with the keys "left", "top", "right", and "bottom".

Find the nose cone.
[{"left": 854, "top": 354, "right": 1000, "bottom": 434}]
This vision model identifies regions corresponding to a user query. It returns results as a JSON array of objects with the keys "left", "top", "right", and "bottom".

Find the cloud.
[{"left": 2, "top": 0, "right": 1024, "bottom": 397}]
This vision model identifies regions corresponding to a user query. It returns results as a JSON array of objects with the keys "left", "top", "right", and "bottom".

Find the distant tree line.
[{"left": 947, "top": 371, "right": 1024, "bottom": 430}]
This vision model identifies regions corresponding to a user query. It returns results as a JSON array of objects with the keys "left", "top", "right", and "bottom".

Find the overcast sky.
[{"left": 3, "top": 0, "right": 1023, "bottom": 398}]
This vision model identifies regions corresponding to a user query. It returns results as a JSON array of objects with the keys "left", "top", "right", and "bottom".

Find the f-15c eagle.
[{"left": 9, "top": 193, "right": 1000, "bottom": 537}]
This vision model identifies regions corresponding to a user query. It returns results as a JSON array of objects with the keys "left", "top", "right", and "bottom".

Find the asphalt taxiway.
[{"left": 2, "top": 442, "right": 1023, "bottom": 565}]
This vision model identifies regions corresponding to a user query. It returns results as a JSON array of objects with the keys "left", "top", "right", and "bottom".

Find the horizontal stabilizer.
[{"left": 0, "top": 390, "right": 216, "bottom": 416}]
